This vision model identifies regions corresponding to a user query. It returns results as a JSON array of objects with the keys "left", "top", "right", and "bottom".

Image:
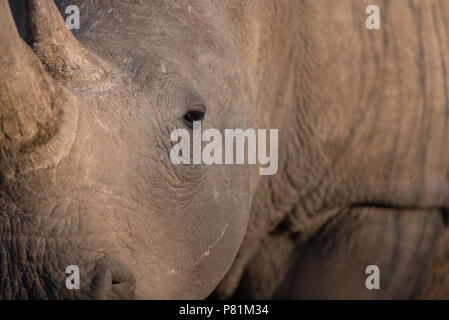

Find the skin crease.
[{"left": 1, "top": 0, "right": 449, "bottom": 299}]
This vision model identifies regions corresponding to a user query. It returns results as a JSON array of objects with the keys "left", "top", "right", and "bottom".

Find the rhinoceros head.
[{"left": 0, "top": 0, "right": 255, "bottom": 299}]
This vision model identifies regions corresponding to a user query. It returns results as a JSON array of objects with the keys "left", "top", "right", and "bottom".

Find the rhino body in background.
[{"left": 1, "top": 0, "right": 449, "bottom": 299}]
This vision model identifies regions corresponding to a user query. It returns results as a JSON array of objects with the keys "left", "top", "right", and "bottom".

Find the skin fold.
[{"left": 0, "top": 0, "right": 449, "bottom": 299}]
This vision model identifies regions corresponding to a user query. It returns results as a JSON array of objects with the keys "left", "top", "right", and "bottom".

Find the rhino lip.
[{"left": 90, "top": 256, "right": 136, "bottom": 300}]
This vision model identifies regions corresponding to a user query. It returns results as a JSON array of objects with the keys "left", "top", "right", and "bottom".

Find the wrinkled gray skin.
[{"left": 1, "top": 0, "right": 449, "bottom": 300}]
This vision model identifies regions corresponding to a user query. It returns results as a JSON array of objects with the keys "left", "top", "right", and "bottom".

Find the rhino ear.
[{"left": 28, "top": 0, "right": 106, "bottom": 81}]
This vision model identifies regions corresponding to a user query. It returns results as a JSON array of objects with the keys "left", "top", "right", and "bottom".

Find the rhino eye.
[{"left": 184, "top": 109, "right": 205, "bottom": 124}]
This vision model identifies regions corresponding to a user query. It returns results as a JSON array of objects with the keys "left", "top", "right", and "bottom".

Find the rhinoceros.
[{"left": 1, "top": 0, "right": 448, "bottom": 299}]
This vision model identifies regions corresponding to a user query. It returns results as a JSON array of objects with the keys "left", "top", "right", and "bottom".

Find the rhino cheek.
[{"left": 126, "top": 145, "right": 251, "bottom": 298}]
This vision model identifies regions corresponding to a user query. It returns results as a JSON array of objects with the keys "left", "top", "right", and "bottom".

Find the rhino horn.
[
  {"left": 28, "top": 0, "right": 106, "bottom": 81},
  {"left": 0, "top": 0, "right": 61, "bottom": 155}
]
